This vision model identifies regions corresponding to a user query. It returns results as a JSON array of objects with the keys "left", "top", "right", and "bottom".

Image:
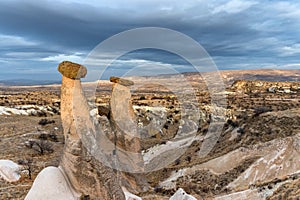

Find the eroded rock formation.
[
  {"left": 109, "top": 77, "right": 143, "bottom": 171},
  {"left": 109, "top": 76, "right": 148, "bottom": 193},
  {"left": 58, "top": 61, "right": 125, "bottom": 199}
]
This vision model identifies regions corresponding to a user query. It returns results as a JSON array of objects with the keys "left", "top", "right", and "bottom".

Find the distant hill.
[
  {"left": 219, "top": 69, "right": 300, "bottom": 84},
  {"left": 182, "top": 69, "right": 300, "bottom": 83}
]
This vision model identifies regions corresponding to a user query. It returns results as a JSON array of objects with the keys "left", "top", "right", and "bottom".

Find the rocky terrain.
[{"left": 0, "top": 67, "right": 299, "bottom": 199}]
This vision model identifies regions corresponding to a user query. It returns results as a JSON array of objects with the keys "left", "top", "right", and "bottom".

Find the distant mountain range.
[
  {"left": 0, "top": 79, "right": 61, "bottom": 86},
  {"left": 0, "top": 69, "right": 299, "bottom": 86}
]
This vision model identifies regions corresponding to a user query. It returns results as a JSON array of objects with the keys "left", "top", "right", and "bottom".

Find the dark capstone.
[
  {"left": 58, "top": 61, "right": 87, "bottom": 79},
  {"left": 110, "top": 76, "right": 134, "bottom": 86}
]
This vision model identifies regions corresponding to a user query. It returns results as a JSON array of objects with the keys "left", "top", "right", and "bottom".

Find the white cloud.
[
  {"left": 116, "top": 59, "right": 189, "bottom": 76},
  {"left": 54, "top": 0, "right": 198, "bottom": 11},
  {"left": 270, "top": 1, "right": 300, "bottom": 19},
  {"left": 0, "top": 59, "right": 9, "bottom": 64},
  {"left": 40, "top": 52, "right": 85, "bottom": 63},
  {"left": 99, "top": 58, "right": 191, "bottom": 74},
  {"left": 82, "top": 57, "right": 193, "bottom": 81},
  {"left": 212, "top": 0, "right": 257, "bottom": 14},
  {"left": 280, "top": 63, "right": 300, "bottom": 69},
  {"left": 278, "top": 44, "right": 300, "bottom": 57},
  {"left": 0, "top": 34, "right": 37, "bottom": 48},
  {"left": 5, "top": 52, "right": 44, "bottom": 59}
]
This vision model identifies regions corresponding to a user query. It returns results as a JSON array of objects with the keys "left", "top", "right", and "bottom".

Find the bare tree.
[
  {"left": 18, "top": 159, "right": 33, "bottom": 179},
  {"left": 26, "top": 139, "right": 53, "bottom": 155}
]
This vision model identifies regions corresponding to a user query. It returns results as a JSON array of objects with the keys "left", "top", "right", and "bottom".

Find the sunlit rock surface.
[
  {"left": 0, "top": 160, "right": 21, "bottom": 182},
  {"left": 169, "top": 188, "right": 197, "bottom": 200},
  {"left": 25, "top": 166, "right": 79, "bottom": 200}
]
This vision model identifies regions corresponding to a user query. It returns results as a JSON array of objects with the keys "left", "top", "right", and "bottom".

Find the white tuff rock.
[
  {"left": 169, "top": 188, "right": 197, "bottom": 200},
  {"left": 0, "top": 160, "right": 21, "bottom": 182}
]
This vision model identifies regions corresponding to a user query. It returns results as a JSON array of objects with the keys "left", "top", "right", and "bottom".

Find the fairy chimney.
[
  {"left": 58, "top": 61, "right": 125, "bottom": 200},
  {"left": 109, "top": 76, "right": 148, "bottom": 192},
  {"left": 109, "top": 76, "right": 142, "bottom": 161}
]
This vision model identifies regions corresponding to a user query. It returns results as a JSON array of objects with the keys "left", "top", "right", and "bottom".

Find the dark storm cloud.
[
  {"left": 0, "top": 0, "right": 300, "bottom": 81},
  {"left": 0, "top": 1, "right": 124, "bottom": 50}
]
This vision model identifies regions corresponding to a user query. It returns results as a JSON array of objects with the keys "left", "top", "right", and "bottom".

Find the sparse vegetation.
[
  {"left": 38, "top": 118, "right": 55, "bottom": 126},
  {"left": 17, "top": 159, "right": 33, "bottom": 179},
  {"left": 25, "top": 139, "right": 54, "bottom": 155},
  {"left": 0, "top": 72, "right": 299, "bottom": 199}
]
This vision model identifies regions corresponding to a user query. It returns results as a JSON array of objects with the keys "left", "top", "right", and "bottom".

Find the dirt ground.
[{"left": 0, "top": 72, "right": 300, "bottom": 199}]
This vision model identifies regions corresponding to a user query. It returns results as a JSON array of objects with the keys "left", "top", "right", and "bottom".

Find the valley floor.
[{"left": 0, "top": 75, "right": 299, "bottom": 199}]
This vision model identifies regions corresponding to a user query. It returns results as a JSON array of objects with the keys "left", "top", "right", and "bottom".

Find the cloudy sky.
[{"left": 0, "top": 0, "right": 300, "bottom": 82}]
